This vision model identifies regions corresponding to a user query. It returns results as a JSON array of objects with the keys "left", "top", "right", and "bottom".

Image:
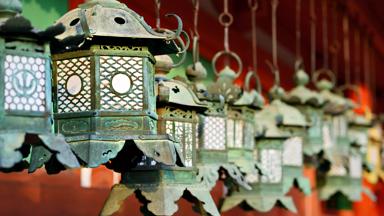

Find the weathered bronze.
[
  {"left": 101, "top": 55, "right": 220, "bottom": 216},
  {"left": 51, "top": 0, "right": 186, "bottom": 169},
  {"left": 0, "top": 0, "right": 79, "bottom": 173}
]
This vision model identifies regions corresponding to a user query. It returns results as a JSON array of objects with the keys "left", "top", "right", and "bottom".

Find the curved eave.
[
  {"left": 284, "top": 85, "right": 325, "bottom": 107},
  {"left": 270, "top": 100, "right": 308, "bottom": 127}
]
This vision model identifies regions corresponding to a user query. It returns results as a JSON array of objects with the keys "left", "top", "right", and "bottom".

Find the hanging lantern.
[
  {"left": 0, "top": 0, "right": 79, "bottom": 173},
  {"left": 51, "top": 0, "right": 186, "bottom": 169},
  {"left": 314, "top": 73, "right": 361, "bottom": 201},
  {"left": 365, "top": 120, "right": 384, "bottom": 184},
  {"left": 189, "top": 62, "right": 250, "bottom": 191},
  {"left": 101, "top": 55, "right": 220, "bottom": 216},
  {"left": 226, "top": 72, "right": 264, "bottom": 178}
]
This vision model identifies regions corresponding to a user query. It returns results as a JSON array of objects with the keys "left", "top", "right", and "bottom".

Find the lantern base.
[
  {"left": 220, "top": 191, "right": 297, "bottom": 213},
  {"left": 0, "top": 131, "right": 79, "bottom": 173},
  {"left": 100, "top": 168, "right": 220, "bottom": 216},
  {"left": 318, "top": 176, "right": 362, "bottom": 201},
  {"left": 282, "top": 166, "right": 311, "bottom": 195},
  {"left": 65, "top": 134, "right": 185, "bottom": 169},
  {"left": 196, "top": 163, "right": 251, "bottom": 191}
]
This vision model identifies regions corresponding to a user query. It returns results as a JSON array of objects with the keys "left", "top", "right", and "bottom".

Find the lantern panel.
[
  {"left": 226, "top": 118, "right": 244, "bottom": 148},
  {"left": 100, "top": 56, "right": 143, "bottom": 111},
  {"left": 56, "top": 57, "right": 92, "bottom": 113},
  {"left": 349, "top": 155, "right": 362, "bottom": 178},
  {"left": 333, "top": 116, "right": 348, "bottom": 138},
  {"left": 4, "top": 54, "right": 46, "bottom": 112},
  {"left": 202, "top": 116, "right": 226, "bottom": 150},
  {"left": 322, "top": 123, "right": 334, "bottom": 149},
  {"left": 283, "top": 137, "right": 303, "bottom": 166},
  {"left": 165, "top": 121, "right": 194, "bottom": 167},
  {"left": 260, "top": 149, "right": 282, "bottom": 183},
  {"left": 244, "top": 122, "right": 255, "bottom": 150}
]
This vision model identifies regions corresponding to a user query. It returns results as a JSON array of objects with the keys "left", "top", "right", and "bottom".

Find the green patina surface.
[
  {"left": 22, "top": 0, "right": 68, "bottom": 29},
  {"left": 169, "top": 52, "right": 214, "bottom": 83}
]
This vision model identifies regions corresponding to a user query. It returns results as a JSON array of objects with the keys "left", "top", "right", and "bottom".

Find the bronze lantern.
[
  {"left": 0, "top": 0, "right": 79, "bottom": 173},
  {"left": 187, "top": 56, "right": 250, "bottom": 191},
  {"left": 51, "top": 0, "right": 185, "bottom": 169},
  {"left": 315, "top": 74, "right": 362, "bottom": 202},
  {"left": 100, "top": 55, "right": 220, "bottom": 216}
]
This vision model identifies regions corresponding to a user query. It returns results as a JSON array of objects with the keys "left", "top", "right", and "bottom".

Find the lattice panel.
[
  {"left": 349, "top": 155, "right": 362, "bottom": 178},
  {"left": 261, "top": 149, "right": 282, "bottom": 183},
  {"left": 244, "top": 122, "right": 255, "bottom": 149},
  {"left": 202, "top": 116, "right": 226, "bottom": 150},
  {"left": 333, "top": 116, "right": 348, "bottom": 138},
  {"left": 4, "top": 55, "right": 46, "bottom": 112},
  {"left": 226, "top": 118, "right": 244, "bottom": 148},
  {"left": 56, "top": 57, "right": 92, "bottom": 113},
  {"left": 100, "top": 56, "right": 143, "bottom": 111},
  {"left": 165, "top": 121, "right": 194, "bottom": 167},
  {"left": 283, "top": 137, "right": 303, "bottom": 166}
]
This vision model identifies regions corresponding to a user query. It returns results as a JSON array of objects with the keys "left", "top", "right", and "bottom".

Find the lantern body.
[
  {"left": 365, "top": 123, "right": 383, "bottom": 184},
  {"left": 0, "top": 37, "right": 51, "bottom": 133},
  {"left": 50, "top": 0, "right": 183, "bottom": 168},
  {"left": 0, "top": 4, "right": 79, "bottom": 172},
  {"left": 53, "top": 45, "right": 157, "bottom": 138}
]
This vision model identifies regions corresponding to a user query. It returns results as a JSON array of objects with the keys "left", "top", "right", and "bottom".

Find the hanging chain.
[
  {"left": 154, "top": 0, "right": 161, "bottom": 30},
  {"left": 249, "top": 0, "right": 258, "bottom": 71},
  {"left": 218, "top": 0, "right": 233, "bottom": 52},
  {"left": 363, "top": 36, "right": 369, "bottom": 89},
  {"left": 193, "top": 0, "right": 200, "bottom": 40},
  {"left": 309, "top": 0, "right": 316, "bottom": 75},
  {"left": 330, "top": 1, "right": 339, "bottom": 78},
  {"left": 271, "top": 0, "right": 279, "bottom": 68},
  {"left": 342, "top": 13, "right": 351, "bottom": 85},
  {"left": 192, "top": 0, "right": 200, "bottom": 65},
  {"left": 354, "top": 25, "right": 361, "bottom": 84},
  {"left": 296, "top": 0, "right": 301, "bottom": 60},
  {"left": 322, "top": 0, "right": 329, "bottom": 69}
]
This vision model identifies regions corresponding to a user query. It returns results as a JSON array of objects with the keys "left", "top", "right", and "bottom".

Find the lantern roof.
[
  {"left": 0, "top": 0, "right": 22, "bottom": 18},
  {"left": 158, "top": 78, "right": 208, "bottom": 109},
  {"left": 284, "top": 68, "right": 325, "bottom": 107},
  {"left": 254, "top": 103, "right": 291, "bottom": 139},
  {"left": 317, "top": 79, "right": 353, "bottom": 115},
  {"left": 54, "top": 0, "right": 181, "bottom": 55},
  {"left": 268, "top": 99, "right": 308, "bottom": 127},
  {"left": 207, "top": 66, "right": 241, "bottom": 104},
  {"left": 347, "top": 111, "right": 372, "bottom": 128}
]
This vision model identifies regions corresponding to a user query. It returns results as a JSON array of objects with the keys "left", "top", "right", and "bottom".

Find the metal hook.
[
  {"left": 245, "top": 70, "right": 262, "bottom": 94},
  {"left": 211, "top": 50, "right": 243, "bottom": 79},
  {"left": 336, "top": 84, "right": 362, "bottom": 109},
  {"left": 171, "top": 30, "right": 190, "bottom": 68},
  {"left": 266, "top": 60, "right": 280, "bottom": 88}
]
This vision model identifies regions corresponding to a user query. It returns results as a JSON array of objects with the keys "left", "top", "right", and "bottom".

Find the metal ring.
[
  {"left": 218, "top": 12, "right": 233, "bottom": 27},
  {"left": 312, "top": 68, "right": 336, "bottom": 87},
  {"left": 245, "top": 71, "right": 262, "bottom": 93},
  {"left": 336, "top": 84, "right": 362, "bottom": 109},
  {"left": 172, "top": 31, "right": 190, "bottom": 68},
  {"left": 211, "top": 50, "right": 243, "bottom": 79},
  {"left": 248, "top": 0, "right": 258, "bottom": 11}
]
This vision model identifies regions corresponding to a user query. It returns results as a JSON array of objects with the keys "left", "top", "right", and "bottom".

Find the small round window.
[
  {"left": 111, "top": 73, "right": 131, "bottom": 94},
  {"left": 69, "top": 18, "right": 80, "bottom": 26},
  {"left": 114, "top": 17, "right": 126, "bottom": 25},
  {"left": 66, "top": 75, "right": 82, "bottom": 95}
]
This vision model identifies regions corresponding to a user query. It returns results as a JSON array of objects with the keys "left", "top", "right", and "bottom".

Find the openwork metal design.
[
  {"left": 165, "top": 120, "right": 194, "bottom": 167},
  {"left": 283, "top": 137, "right": 303, "bottom": 166},
  {"left": 100, "top": 56, "right": 143, "bottom": 111},
  {"left": 260, "top": 149, "right": 282, "bottom": 183},
  {"left": 226, "top": 118, "right": 244, "bottom": 148},
  {"left": 201, "top": 116, "right": 226, "bottom": 150},
  {"left": 56, "top": 57, "right": 92, "bottom": 113},
  {"left": 4, "top": 55, "right": 46, "bottom": 112},
  {"left": 244, "top": 122, "right": 255, "bottom": 150},
  {"left": 349, "top": 154, "right": 362, "bottom": 178}
]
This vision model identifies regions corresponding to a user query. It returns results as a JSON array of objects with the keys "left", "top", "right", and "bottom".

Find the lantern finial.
[{"left": 0, "top": 0, "right": 22, "bottom": 20}]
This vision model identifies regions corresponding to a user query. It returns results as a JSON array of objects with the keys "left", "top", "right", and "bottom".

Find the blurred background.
[{"left": 1, "top": 0, "right": 384, "bottom": 215}]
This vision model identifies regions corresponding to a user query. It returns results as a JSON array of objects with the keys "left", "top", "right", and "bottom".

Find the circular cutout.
[
  {"left": 66, "top": 75, "right": 82, "bottom": 96},
  {"left": 114, "top": 17, "right": 126, "bottom": 25},
  {"left": 69, "top": 18, "right": 80, "bottom": 26},
  {"left": 111, "top": 73, "right": 131, "bottom": 94}
]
